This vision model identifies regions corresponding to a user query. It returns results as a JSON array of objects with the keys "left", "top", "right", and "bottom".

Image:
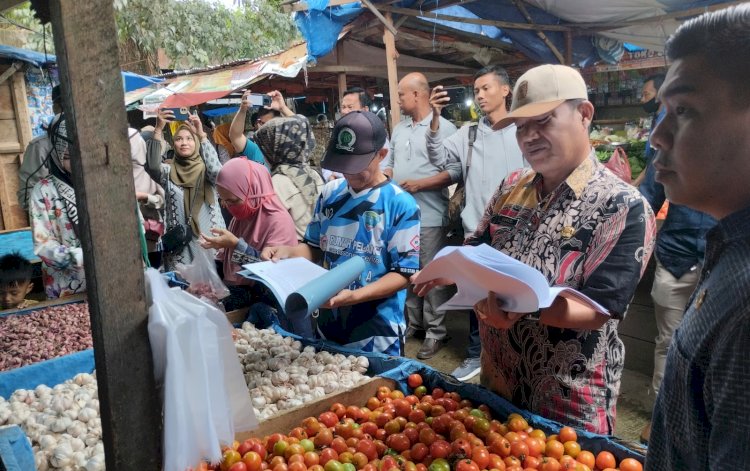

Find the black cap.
[{"left": 322, "top": 111, "right": 387, "bottom": 174}]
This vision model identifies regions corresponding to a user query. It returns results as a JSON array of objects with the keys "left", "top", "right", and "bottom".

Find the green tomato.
[
  {"left": 343, "top": 463, "right": 357, "bottom": 471},
  {"left": 429, "top": 458, "right": 450, "bottom": 471},
  {"left": 273, "top": 440, "right": 288, "bottom": 457},
  {"left": 325, "top": 460, "right": 345, "bottom": 471},
  {"left": 300, "top": 439, "right": 314, "bottom": 453},
  {"left": 469, "top": 409, "right": 486, "bottom": 419}
]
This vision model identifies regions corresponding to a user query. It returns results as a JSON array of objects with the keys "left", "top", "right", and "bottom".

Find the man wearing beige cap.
[{"left": 415, "top": 64, "right": 656, "bottom": 433}]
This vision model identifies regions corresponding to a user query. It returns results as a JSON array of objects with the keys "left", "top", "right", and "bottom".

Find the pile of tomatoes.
[{"left": 207, "top": 373, "right": 643, "bottom": 471}]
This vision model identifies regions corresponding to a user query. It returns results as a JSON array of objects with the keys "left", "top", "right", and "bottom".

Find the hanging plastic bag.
[
  {"left": 603, "top": 146, "right": 632, "bottom": 184},
  {"left": 174, "top": 246, "right": 230, "bottom": 304},
  {"left": 145, "top": 268, "right": 257, "bottom": 471}
]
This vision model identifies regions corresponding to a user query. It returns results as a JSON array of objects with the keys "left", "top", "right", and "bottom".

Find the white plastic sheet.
[{"left": 146, "top": 269, "right": 257, "bottom": 471}]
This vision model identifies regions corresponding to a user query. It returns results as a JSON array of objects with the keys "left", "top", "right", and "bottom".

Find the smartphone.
[
  {"left": 246, "top": 93, "right": 272, "bottom": 108},
  {"left": 165, "top": 107, "right": 191, "bottom": 121},
  {"left": 442, "top": 86, "right": 468, "bottom": 105}
]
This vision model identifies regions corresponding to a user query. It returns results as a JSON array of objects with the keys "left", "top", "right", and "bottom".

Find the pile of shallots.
[
  {"left": 235, "top": 323, "right": 371, "bottom": 421},
  {"left": 0, "top": 372, "right": 104, "bottom": 471},
  {"left": 0, "top": 303, "right": 93, "bottom": 372}
]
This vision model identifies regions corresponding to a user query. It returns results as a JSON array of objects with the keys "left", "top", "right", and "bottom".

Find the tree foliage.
[{"left": 3, "top": 0, "right": 299, "bottom": 72}]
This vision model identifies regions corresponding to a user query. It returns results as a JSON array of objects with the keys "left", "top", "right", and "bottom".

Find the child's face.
[{"left": 0, "top": 281, "right": 33, "bottom": 310}]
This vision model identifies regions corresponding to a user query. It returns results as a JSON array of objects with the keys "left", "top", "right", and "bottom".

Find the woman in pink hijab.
[{"left": 200, "top": 158, "right": 297, "bottom": 285}]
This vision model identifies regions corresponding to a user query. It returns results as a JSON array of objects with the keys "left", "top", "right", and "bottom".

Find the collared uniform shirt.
[
  {"left": 467, "top": 155, "right": 656, "bottom": 434},
  {"left": 305, "top": 178, "right": 420, "bottom": 356},
  {"left": 646, "top": 206, "right": 750, "bottom": 471},
  {"left": 387, "top": 115, "right": 457, "bottom": 228}
]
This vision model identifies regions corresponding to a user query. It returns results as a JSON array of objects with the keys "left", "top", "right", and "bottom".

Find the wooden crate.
[
  {"left": 236, "top": 377, "right": 396, "bottom": 441},
  {"left": 0, "top": 64, "right": 32, "bottom": 230}
]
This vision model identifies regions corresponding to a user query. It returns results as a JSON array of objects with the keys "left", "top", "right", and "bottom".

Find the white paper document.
[{"left": 413, "top": 244, "right": 609, "bottom": 316}]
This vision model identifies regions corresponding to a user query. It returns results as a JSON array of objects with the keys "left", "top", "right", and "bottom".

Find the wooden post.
[
  {"left": 383, "top": 12, "right": 400, "bottom": 131},
  {"left": 336, "top": 41, "right": 347, "bottom": 104},
  {"left": 48, "top": 1, "right": 161, "bottom": 469},
  {"left": 565, "top": 31, "right": 573, "bottom": 65}
]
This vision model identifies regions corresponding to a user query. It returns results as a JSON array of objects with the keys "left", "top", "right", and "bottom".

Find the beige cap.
[{"left": 498, "top": 64, "right": 588, "bottom": 128}]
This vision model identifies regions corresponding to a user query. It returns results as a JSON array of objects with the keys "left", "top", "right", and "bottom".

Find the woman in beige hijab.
[{"left": 146, "top": 111, "right": 225, "bottom": 271}]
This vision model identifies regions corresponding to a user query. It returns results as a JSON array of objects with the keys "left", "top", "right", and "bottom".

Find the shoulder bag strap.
[{"left": 464, "top": 123, "right": 479, "bottom": 183}]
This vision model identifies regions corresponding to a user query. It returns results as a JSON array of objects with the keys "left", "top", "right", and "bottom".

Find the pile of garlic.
[
  {"left": 235, "top": 323, "right": 370, "bottom": 421},
  {"left": 0, "top": 373, "right": 104, "bottom": 471}
]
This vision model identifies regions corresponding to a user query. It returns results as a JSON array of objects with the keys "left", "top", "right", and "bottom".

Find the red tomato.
[
  {"left": 361, "top": 422, "right": 378, "bottom": 436},
  {"left": 229, "top": 463, "right": 248, "bottom": 471},
  {"left": 288, "top": 462, "right": 306, "bottom": 471},
  {"left": 238, "top": 440, "right": 255, "bottom": 457},
  {"left": 320, "top": 411, "right": 340, "bottom": 428},
  {"left": 404, "top": 427, "right": 420, "bottom": 445},
  {"left": 594, "top": 451, "right": 616, "bottom": 470},
  {"left": 314, "top": 429, "right": 334, "bottom": 448},
  {"left": 521, "top": 455, "right": 539, "bottom": 469},
  {"left": 289, "top": 427, "right": 308, "bottom": 441},
  {"left": 618, "top": 458, "right": 644, "bottom": 471},
  {"left": 331, "top": 437, "right": 348, "bottom": 454},
  {"left": 471, "top": 447, "right": 490, "bottom": 469},
  {"left": 556, "top": 427, "right": 577, "bottom": 444},
  {"left": 304, "top": 452, "right": 320, "bottom": 468},
  {"left": 272, "top": 464, "right": 288, "bottom": 471},
  {"left": 451, "top": 439, "right": 473, "bottom": 458},
  {"left": 409, "top": 408, "right": 427, "bottom": 424},
  {"left": 488, "top": 437, "right": 511, "bottom": 458},
  {"left": 508, "top": 441, "right": 528, "bottom": 460},
  {"left": 410, "top": 443, "right": 429, "bottom": 463},
  {"left": 418, "top": 427, "right": 437, "bottom": 446},
  {"left": 488, "top": 453, "right": 505, "bottom": 470},
  {"left": 386, "top": 433, "right": 411, "bottom": 453},
  {"left": 429, "top": 440, "right": 451, "bottom": 459},
  {"left": 356, "top": 439, "right": 378, "bottom": 461},
  {"left": 309, "top": 466, "right": 325, "bottom": 471},
  {"left": 408, "top": 374, "right": 424, "bottom": 389},
  {"left": 432, "top": 388, "right": 445, "bottom": 399},
  {"left": 538, "top": 457, "right": 560, "bottom": 471},
  {"left": 524, "top": 438, "right": 544, "bottom": 458},
  {"left": 320, "top": 448, "right": 339, "bottom": 466},
  {"left": 455, "top": 460, "right": 480, "bottom": 471},
  {"left": 242, "top": 452, "right": 263, "bottom": 471},
  {"left": 303, "top": 417, "right": 323, "bottom": 437},
  {"left": 352, "top": 452, "right": 368, "bottom": 470}
]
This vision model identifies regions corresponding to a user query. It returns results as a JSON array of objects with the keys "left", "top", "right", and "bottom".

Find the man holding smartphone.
[
  {"left": 407, "top": 65, "right": 526, "bottom": 381},
  {"left": 384, "top": 73, "right": 458, "bottom": 360}
]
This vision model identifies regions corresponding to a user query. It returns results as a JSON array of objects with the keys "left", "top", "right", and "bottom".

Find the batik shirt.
[
  {"left": 467, "top": 154, "right": 656, "bottom": 434},
  {"left": 30, "top": 176, "right": 87, "bottom": 299},
  {"left": 305, "top": 178, "right": 420, "bottom": 356}
]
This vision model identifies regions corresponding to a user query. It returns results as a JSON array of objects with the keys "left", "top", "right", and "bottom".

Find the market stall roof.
[
  {"left": 125, "top": 27, "right": 477, "bottom": 109},
  {"left": 0, "top": 44, "right": 164, "bottom": 92},
  {"left": 289, "top": 0, "right": 739, "bottom": 66}
]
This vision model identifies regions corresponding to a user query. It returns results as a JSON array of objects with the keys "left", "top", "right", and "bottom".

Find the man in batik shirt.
[{"left": 416, "top": 65, "right": 656, "bottom": 434}]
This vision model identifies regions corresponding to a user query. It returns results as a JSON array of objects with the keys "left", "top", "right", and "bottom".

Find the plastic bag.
[
  {"left": 145, "top": 269, "right": 257, "bottom": 471},
  {"left": 603, "top": 146, "right": 632, "bottom": 184},
  {"left": 174, "top": 246, "right": 230, "bottom": 304}
]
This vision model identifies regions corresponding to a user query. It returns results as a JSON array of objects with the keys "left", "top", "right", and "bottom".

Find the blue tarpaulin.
[
  {"left": 0, "top": 426, "right": 35, "bottom": 471},
  {"left": 0, "top": 44, "right": 163, "bottom": 93},
  {"left": 294, "top": 0, "right": 731, "bottom": 66}
]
